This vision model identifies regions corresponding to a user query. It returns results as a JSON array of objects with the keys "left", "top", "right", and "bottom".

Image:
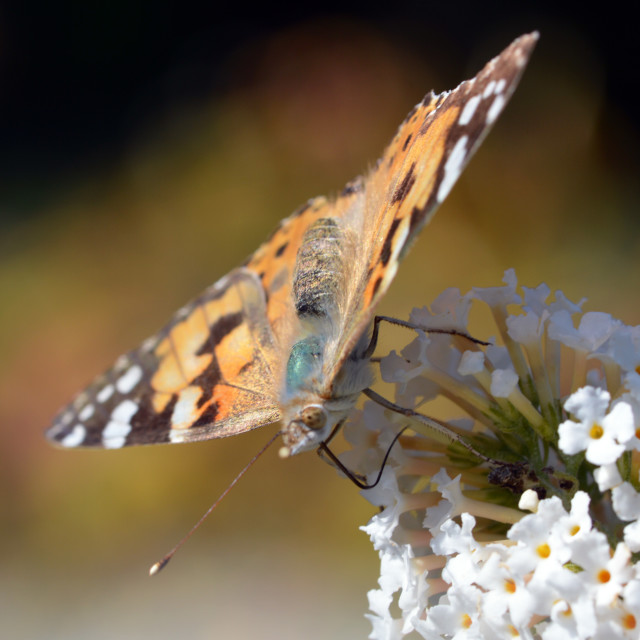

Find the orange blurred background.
[{"left": 1, "top": 7, "right": 639, "bottom": 639}]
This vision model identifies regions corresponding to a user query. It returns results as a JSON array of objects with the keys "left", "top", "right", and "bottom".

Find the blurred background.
[{"left": 1, "top": 3, "right": 639, "bottom": 638}]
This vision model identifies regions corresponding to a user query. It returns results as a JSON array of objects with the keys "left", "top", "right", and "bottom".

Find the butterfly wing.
[
  {"left": 47, "top": 269, "right": 282, "bottom": 448},
  {"left": 326, "top": 33, "right": 538, "bottom": 385}
]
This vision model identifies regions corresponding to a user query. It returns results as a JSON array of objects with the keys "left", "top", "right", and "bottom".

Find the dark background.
[
  {"left": 1, "top": 4, "right": 639, "bottom": 639},
  {"left": 1, "top": 3, "right": 638, "bottom": 224}
]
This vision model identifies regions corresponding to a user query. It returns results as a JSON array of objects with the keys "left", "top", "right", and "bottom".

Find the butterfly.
[{"left": 46, "top": 33, "right": 537, "bottom": 458}]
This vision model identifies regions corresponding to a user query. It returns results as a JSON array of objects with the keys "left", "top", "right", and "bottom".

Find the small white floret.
[
  {"left": 458, "top": 350, "right": 485, "bottom": 376},
  {"left": 490, "top": 368, "right": 519, "bottom": 397},
  {"left": 519, "top": 489, "right": 539, "bottom": 512}
]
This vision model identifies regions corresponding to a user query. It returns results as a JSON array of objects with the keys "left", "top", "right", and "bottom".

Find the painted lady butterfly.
[{"left": 47, "top": 34, "right": 537, "bottom": 458}]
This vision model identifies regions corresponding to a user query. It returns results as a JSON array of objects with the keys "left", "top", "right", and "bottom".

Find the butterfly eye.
[{"left": 300, "top": 405, "right": 327, "bottom": 431}]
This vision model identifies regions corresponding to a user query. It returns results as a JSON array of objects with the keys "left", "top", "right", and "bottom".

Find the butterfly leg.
[
  {"left": 362, "top": 388, "right": 489, "bottom": 462},
  {"left": 315, "top": 419, "right": 369, "bottom": 484},
  {"left": 315, "top": 418, "right": 403, "bottom": 489},
  {"left": 362, "top": 390, "right": 540, "bottom": 496},
  {"left": 322, "top": 419, "right": 346, "bottom": 447},
  {"left": 317, "top": 424, "right": 410, "bottom": 490},
  {"left": 364, "top": 315, "right": 489, "bottom": 360}
]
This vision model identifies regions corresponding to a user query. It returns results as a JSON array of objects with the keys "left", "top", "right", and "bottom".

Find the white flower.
[
  {"left": 420, "top": 584, "right": 483, "bottom": 638},
  {"left": 612, "top": 482, "right": 640, "bottom": 552},
  {"left": 593, "top": 462, "right": 623, "bottom": 492},
  {"left": 360, "top": 469, "right": 407, "bottom": 553},
  {"left": 552, "top": 491, "right": 593, "bottom": 546},
  {"left": 472, "top": 268, "right": 520, "bottom": 307},
  {"left": 612, "top": 482, "right": 640, "bottom": 522},
  {"left": 558, "top": 387, "right": 634, "bottom": 464},
  {"left": 410, "top": 287, "right": 472, "bottom": 333},
  {"left": 507, "top": 497, "right": 571, "bottom": 577},
  {"left": 490, "top": 367, "right": 519, "bottom": 397},
  {"left": 349, "top": 271, "right": 640, "bottom": 639},
  {"left": 547, "top": 310, "right": 620, "bottom": 352},
  {"left": 433, "top": 514, "right": 483, "bottom": 588},
  {"left": 476, "top": 551, "right": 535, "bottom": 628},
  {"left": 570, "top": 535, "right": 633, "bottom": 607},
  {"left": 545, "top": 593, "right": 597, "bottom": 640}
]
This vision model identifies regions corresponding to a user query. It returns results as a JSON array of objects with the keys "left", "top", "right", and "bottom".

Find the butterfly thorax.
[{"left": 280, "top": 332, "right": 373, "bottom": 455}]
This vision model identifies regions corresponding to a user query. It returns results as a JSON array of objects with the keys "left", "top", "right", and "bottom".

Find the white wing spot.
[
  {"left": 170, "top": 386, "right": 203, "bottom": 431},
  {"left": 169, "top": 429, "right": 190, "bottom": 444},
  {"left": 482, "top": 80, "right": 496, "bottom": 99},
  {"left": 61, "top": 424, "right": 86, "bottom": 448},
  {"left": 96, "top": 384, "right": 115, "bottom": 403},
  {"left": 79, "top": 404, "right": 95, "bottom": 421},
  {"left": 116, "top": 364, "right": 143, "bottom": 394},
  {"left": 175, "top": 304, "right": 192, "bottom": 320},
  {"left": 141, "top": 335, "right": 159, "bottom": 353},
  {"left": 209, "top": 274, "right": 230, "bottom": 295},
  {"left": 437, "top": 135, "right": 469, "bottom": 203},
  {"left": 102, "top": 399, "right": 138, "bottom": 448},
  {"left": 486, "top": 94, "right": 506, "bottom": 125},
  {"left": 60, "top": 410, "right": 74, "bottom": 426},
  {"left": 495, "top": 78, "right": 507, "bottom": 94},
  {"left": 458, "top": 94, "right": 481, "bottom": 126}
]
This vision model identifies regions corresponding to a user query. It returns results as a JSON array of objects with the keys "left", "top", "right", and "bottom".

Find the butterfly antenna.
[{"left": 149, "top": 430, "right": 282, "bottom": 576}]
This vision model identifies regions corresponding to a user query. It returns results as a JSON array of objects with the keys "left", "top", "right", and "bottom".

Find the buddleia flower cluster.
[{"left": 343, "top": 270, "right": 640, "bottom": 639}]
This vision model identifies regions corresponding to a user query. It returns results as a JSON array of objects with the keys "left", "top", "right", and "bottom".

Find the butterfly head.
[{"left": 279, "top": 402, "right": 339, "bottom": 457}]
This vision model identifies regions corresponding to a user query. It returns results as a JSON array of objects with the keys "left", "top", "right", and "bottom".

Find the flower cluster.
[{"left": 344, "top": 270, "right": 640, "bottom": 639}]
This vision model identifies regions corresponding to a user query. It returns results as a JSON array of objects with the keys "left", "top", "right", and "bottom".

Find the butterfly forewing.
[
  {"left": 47, "top": 33, "right": 537, "bottom": 450},
  {"left": 47, "top": 270, "right": 281, "bottom": 448},
  {"left": 329, "top": 33, "right": 538, "bottom": 379}
]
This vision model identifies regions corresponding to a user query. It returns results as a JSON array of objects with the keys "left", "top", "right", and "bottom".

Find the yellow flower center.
[
  {"left": 589, "top": 423, "right": 604, "bottom": 439},
  {"left": 461, "top": 613, "right": 472, "bottom": 629},
  {"left": 537, "top": 543, "right": 551, "bottom": 558},
  {"left": 597, "top": 569, "right": 611, "bottom": 583}
]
